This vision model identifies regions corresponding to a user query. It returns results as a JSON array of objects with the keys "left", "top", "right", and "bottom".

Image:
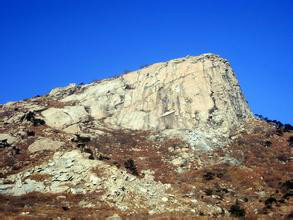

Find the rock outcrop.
[
  {"left": 28, "top": 137, "right": 64, "bottom": 153},
  {"left": 0, "top": 150, "right": 224, "bottom": 215},
  {"left": 41, "top": 106, "right": 89, "bottom": 129},
  {"left": 46, "top": 53, "right": 252, "bottom": 149}
]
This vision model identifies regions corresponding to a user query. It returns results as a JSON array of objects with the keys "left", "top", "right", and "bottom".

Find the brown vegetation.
[{"left": 1, "top": 116, "right": 293, "bottom": 219}]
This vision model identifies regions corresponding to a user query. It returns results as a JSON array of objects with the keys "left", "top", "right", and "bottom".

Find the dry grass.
[
  {"left": 28, "top": 173, "right": 52, "bottom": 182},
  {"left": 1, "top": 115, "right": 293, "bottom": 219},
  {"left": 78, "top": 129, "right": 182, "bottom": 183},
  {"left": 0, "top": 192, "right": 116, "bottom": 220},
  {"left": 0, "top": 214, "right": 283, "bottom": 220},
  {"left": 75, "top": 123, "right": 293, "bottom": 219}
]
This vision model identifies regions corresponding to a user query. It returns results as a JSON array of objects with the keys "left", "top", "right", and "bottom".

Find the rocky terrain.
[{"left": 0, "top": 53, "right": 292, "bottom": 220}]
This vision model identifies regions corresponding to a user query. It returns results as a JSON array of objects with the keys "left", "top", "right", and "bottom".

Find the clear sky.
[{"left": 0, "top": 0, "right": 292, "bottom": 124}]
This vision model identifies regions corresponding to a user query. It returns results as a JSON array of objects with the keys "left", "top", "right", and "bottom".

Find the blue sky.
[{"left": 0, "top": 0, "right": 292, "bottom": 123}]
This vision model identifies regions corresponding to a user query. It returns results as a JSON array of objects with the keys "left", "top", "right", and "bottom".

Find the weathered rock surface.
[
  {"left": 28, "top": 137, "right": 64, "bottom": 153},
  {"left": 48, "top": 83, "right": 77, "bottom": 98},
  {"left": 0, "top": 150, "right": 99, "bottom": 195},
  {"left": 41, "top": 106, "right": 89, "bottom": 129},
  {"left": 0, "top": 133, "right": 18, "bottom": 146},
  {"left": 45, "top": 53, "right": 251, "bottom": 148},
  {"left": 0, "top": 149, "right": 224, "bottom": 215}
]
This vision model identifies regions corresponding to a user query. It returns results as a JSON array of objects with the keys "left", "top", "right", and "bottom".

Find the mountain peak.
[
  {"left": 44, "top": 53, "right": 251, "bottom": 149},
  {"left": 0, "top": 54, "right": 292, "bottom": 219}
]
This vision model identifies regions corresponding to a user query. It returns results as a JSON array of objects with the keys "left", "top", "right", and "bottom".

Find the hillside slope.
[{"left": 0, "top": 54, "right": 292, "bottom": 220}]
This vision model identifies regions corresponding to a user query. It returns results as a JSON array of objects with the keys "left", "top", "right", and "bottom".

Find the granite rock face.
[
  {"left": 41, "top": 106, "right": 89, "bottom": 129},
  {"left": 48, "top": 53, "right": 252, "bottom": 148}
]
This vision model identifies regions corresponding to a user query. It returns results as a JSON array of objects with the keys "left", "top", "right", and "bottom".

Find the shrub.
[
  {"left": 20, "top": 111, "right": 45, "bottom": 126},
  {"left": 263, "top": 140, "right": 272, "bottom": 147},
  {"left": 229, "top": 201, "right": 246, "bottom": 217},
  {"left": 288, "top": 136, "right": 293, "bottom": 147},
  {"left": 124, "top": 159, "right": 139, "bottom": 176},
  {"left": 203, "top": 171, "right": 215, "bottom": 181}
]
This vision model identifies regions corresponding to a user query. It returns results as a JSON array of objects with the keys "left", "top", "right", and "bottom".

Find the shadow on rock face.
[{"left": 21, "top": 111, "right": 45, "bottom": 126}]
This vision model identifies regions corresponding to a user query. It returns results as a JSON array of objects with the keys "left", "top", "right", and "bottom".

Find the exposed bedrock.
[{"left": 43, "top": 54, "right": 252, "bottom": 149}]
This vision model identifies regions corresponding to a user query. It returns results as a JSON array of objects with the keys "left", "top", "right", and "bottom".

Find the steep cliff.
[{"left": 44, "top": 53, "right": 252, "bottom": 149}]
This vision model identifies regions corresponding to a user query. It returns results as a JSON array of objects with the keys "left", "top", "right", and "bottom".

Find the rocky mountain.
[
  {"left": 42, "top": 53, "right": 251, "bottom": 149},
  {"left": 0, "top": 54, "right": 292, "bottom": 220}
]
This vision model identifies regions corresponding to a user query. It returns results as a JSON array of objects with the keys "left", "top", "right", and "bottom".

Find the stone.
[
  {"left": 171, "top": 157, "right": 186, "bottom": 166},
  {"left": 89, "top": 174, "right": 100, "bottom": 185},
  {"left": 218, "top": 156, "right": 241, "bottom": 166},
  {"left": 148, "top": 210, "right": 156, "bottom": 215},
  {"left": 28, "top": 137, "right": 64, "bottom": 153},
  {"left": 78, "top": 200, "right": 96, "bottom": 208},
  {"left": 49, "top": 83, "right": 77, "bottom": 97},
  {"left": 60, "top": 54, "right": 251, "bottom": 148},
  {"left": 63, "top": 124, "right": 82, "bottom": 134},
  {"left": 17, "top": 130, "right": 27, "bottom": 139},
  {"left": 6, "top": 112, "right": 26, "bottom": 124},
  {"left": 162, "top": 197, "right": 168, "bottom": 202},
  {"left": 191, "top": 199, "right": 198, "bottom": 203},
  {"left": 4, "top": 101, "right": 17, "bottom": 106},
  {"left": 41, "top": 106, "right": 89, "bottom": 129},
  {"left": 106, "top": 214, "right": 122, "bottom": 220},
  {"left": 0, "top": 133, "right": 17, "bottom": 146},
  {"left": 56, "top": 195, "right": 67, "bottom": 200},
  {"left": 20, "top": 212, "right": 30, "bottom": 215},
  {"left": 3, "top": 179, "right": 46, "bottom": 196}
]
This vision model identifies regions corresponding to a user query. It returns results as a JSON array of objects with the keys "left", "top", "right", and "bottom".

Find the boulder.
[
  {"left": 41, "top": 106, "right": 88, "bottom": 129},
  {"left": 28, "top": 137, "right": 64, "bottom": 153},
  {"left": 106, "top": 214, "right": 122, "bottom": 220},
  {"left": 49, "top": 83, "right": 77, "bottom": 97},
  {"left": 0, "top": 133, "right": 18, "bottom": 146},
  {"left": 63, "top": 124, "right": 82, "bottom": 134}
]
